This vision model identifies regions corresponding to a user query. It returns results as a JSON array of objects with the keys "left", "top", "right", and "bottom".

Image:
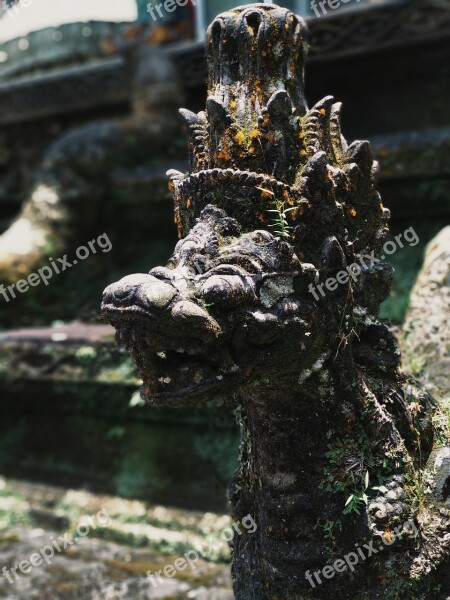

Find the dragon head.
[{"left": 102, "top": 203, "right": 332, "bottom": 406}]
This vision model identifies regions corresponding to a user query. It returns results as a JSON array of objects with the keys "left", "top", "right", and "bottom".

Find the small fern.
[{"left": 267, "top": 199, "right": 297, "bottom": 239}]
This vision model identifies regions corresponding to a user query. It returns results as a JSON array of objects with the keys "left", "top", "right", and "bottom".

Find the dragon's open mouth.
[{"left": 112, "top": 320, "right": 241, "bottom": 406}]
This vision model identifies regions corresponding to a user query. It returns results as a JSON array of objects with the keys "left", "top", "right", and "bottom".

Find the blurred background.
[{"left": 0, "top": 0, "right": 448, "bottom": 598}]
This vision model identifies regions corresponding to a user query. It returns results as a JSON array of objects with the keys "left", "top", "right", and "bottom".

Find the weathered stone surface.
[
  {"left": 402, "top": 226, "right": 450, "bottom": 399},
  {"left": 102, "top": 4, "right": 450, "bottom": 598}
]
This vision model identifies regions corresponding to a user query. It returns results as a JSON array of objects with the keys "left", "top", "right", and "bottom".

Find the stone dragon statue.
[{"left": 102, "top": 4, "right": 450, "bottom": 598}]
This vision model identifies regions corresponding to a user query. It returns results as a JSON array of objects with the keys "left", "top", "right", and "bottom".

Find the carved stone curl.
[{"left": 102, "top": 4, "right": 450, "bottom": 598}]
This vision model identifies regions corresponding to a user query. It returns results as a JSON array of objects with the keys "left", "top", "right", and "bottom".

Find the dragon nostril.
[
  {"left": 113, "top": 288, "right": 132, "bottom": 301},
  {"left": 104, "top": 274, "right": 159, "bottom": 305},
  {"left": 104, "top": 283, "right": 133, "bottom": 303}
]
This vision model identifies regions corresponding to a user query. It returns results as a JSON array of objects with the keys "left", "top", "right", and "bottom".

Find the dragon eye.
[{"left": 200, "top": 275, "right": 253, "bottom": 308}]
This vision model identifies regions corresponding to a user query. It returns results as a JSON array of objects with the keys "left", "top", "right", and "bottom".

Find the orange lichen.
[
  {"left": 283, "top": 190, "right": 294, "bottom": 205},
  {"left": 173, "top": 210, "right": 181, "bottom": 232},
  {"left": 300, "top": 149, "right": 307, "bottom": 157},
  {"left": 234, "top": 131, "right": 246, "bottom": 145},
  {"left": 186, "top": 198, "right": 192, "bottom": 209},
  {"left": 319, "top": 108, "right": 326, "bottom": 116},
  {"left": 217, "top": 150, "right": 231, "bottom": 160},
  {"left": 252, "top": 82, "right": 264, "bottom": 105},
  {"left": 349, "top": 207, "right": 357, "bottom": 217}
]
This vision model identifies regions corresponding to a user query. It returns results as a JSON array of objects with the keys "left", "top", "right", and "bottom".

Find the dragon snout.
[
  {"left": 102, "top": 272, "right": 224, "bottom": 350},
  {"left": 102, "top": 273, "right": 177, "bottom": 315}
]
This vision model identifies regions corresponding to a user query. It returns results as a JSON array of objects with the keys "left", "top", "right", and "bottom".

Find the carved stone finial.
[
  {"left": 207, "top": 4, "right": 308, "bottom": 118},
  {"left": 176, "top": 4, "right": 309, "bottom": 227},
  {"left": 103, "top": 4, "right": 450, "bottom": 598}
]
